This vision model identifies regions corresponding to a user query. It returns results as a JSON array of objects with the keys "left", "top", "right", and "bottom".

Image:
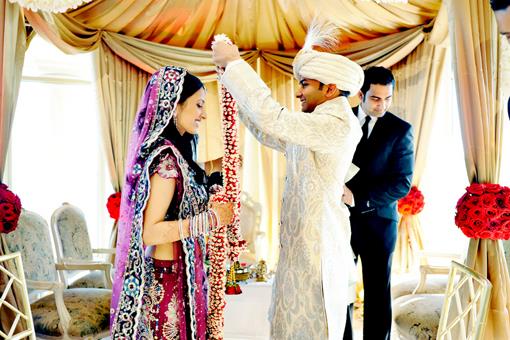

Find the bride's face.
[{"left": 175, "top": 88, "right": 207, "bottom": 135}]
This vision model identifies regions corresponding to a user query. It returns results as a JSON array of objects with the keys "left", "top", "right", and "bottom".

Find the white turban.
[
  {"left": 292, "top": 20, "right": 364, "bottom": 96},
  {"left": 293, "top": 50, "right": 364, "bottom": 96}
]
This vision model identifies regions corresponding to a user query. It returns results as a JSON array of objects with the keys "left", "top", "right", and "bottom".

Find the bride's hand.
[{"left": 210, "top": 201, "right": 235, "bottom": 226}]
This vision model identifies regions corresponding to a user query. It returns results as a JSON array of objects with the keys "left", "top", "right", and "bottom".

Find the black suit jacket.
[{"left": 347, "top": 107, "right": 414, "bottom": 221}]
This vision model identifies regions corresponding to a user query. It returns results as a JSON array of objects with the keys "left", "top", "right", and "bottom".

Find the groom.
[
  {"left": 343, "top": 66, "right": 414, "bottom": 340},
  {"left": 212, "top": 25, "right": 364, "bottom": 339}
]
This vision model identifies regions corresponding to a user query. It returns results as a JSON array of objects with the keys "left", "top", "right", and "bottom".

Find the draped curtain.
[
  {"left": 0, "top": 2, "right": 26, "bottom": 178},
  {"left": 446, "top": 0, "right": 510, "bottom": 338},
  {"left": 24, "top": 0, "right": 441, "bottom": 267},
  {"left": 0, "top": 1, "right": 28, "bottom": 334},
  {"left": 391, "top": 39, "right": 448, "bottom": 272},
  {"left": 391, "top": 4, "right": 448, "bottom": 273}
]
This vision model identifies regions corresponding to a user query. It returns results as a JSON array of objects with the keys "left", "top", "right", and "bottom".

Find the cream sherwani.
[{"left": 221, "top": 60, "right": 362, "bottom": 340}]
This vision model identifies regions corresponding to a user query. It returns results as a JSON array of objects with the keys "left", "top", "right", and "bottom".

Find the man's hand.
[
  {"left": 342, "top": 185, "right": 354, "bottom": 206},
  {"left": 212, "top": 41, "right": 241, "bottom": 68},
  {"left": 210, "top": 201, "right": 235, "bottom": 226}
]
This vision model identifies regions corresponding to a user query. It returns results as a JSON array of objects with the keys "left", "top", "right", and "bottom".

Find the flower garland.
[
  {"left": 207, "top": 34, "right": 246, "bottom": 340},
  {"left": 0, "top": 183, "right": 22, "bottom": 234},
  {"left": 455, "top": 183, "right": 510, "bottom": 240},
  {"left": 206, "top": 220, "right": 228, "bottom": 337},
  {"left": 8, "top": 0, "right": 92, "bottom": 13},
  {"left": 398, "top": 186, "right": 425, "bottom": 216},
  {"left": 106, "top": 191, "right": 122, "bottom": 221}
]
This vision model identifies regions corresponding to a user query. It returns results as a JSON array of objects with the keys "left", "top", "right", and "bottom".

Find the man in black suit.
[{"left": 342, "top": 67, "right": 414, "bottom": 340}]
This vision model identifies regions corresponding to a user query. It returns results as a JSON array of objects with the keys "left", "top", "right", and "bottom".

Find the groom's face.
[{"left": 296, "top": 78, "right": 328, "bottom": 113}]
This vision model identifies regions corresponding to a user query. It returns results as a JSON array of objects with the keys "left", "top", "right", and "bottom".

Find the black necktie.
[{"left": 361, "top": 116, "right": 371, "bottom": 140}]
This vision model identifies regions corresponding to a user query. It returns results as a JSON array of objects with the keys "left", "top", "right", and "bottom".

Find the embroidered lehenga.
[{"left": 110, "top": 66, "right": 210, "bottom": 340}]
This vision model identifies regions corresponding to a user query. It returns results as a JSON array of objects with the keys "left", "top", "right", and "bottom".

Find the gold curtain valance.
[
  {"left": 25, "top": 8, "right": 434, "bottom": 79},
  {"left": 64, "top": 0, "right": 440, "bottom": 48}
]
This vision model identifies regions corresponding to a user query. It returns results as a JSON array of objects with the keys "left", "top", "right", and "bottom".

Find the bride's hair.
[{"left": 161, "top": 72, "right": 207, "bottom": 185}]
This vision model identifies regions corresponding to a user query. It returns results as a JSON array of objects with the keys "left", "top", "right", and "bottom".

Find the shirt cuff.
[{"left": 225, "top": 59, "right": 244, "bottom": 73}]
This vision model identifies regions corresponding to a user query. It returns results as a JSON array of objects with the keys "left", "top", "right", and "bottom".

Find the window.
[{"left": 6, "top": 35, "right": 112, "bottom": 247}]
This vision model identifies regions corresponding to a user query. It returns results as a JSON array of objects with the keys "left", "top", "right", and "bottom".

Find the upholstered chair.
[
  {"left": 392, "top": 251, "right": 463, "bottom": 300},
  {"left": 393, "top": 261, "right": 491, "bottom": 340},
  {"left": 0, "top": 251, "right": 35, "bottom": 339},
  {"left": 2, "top": 209, "right": 111, "bottom": 339},
  {"left": 238, "top": 192, "right": 264, "bottom": 264},
  {"left": 51, "top": 203, "right": 114, "bottom": 289}
]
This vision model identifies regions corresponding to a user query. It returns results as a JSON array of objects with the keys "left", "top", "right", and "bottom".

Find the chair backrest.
[
  {"left": 239, "top": 192, "right": 262, "bottom": 256},
  {"left": 50, "top": 203, "right": 93, "bottom": 262},
  {"left": 437, "top": 261, "right": 492, "bottom": 340},
  {"left": 2, "top": 209, "right": 58, "bottom": 283},
  {"left": 0, "top": 252, "right": 35, "bottom": 340}
]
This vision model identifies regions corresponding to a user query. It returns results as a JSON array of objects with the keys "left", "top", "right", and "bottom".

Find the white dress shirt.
[{"left": 357, "top": 105, "right": 381, "bottom": 138}]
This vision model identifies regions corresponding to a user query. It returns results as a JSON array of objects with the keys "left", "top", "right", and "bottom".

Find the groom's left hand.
[
  {"left": 342, "top": 185, "right": 354, "bottom": 207},
  {"left": 212, "top": 41, "right": 241, "bottom": 68}
]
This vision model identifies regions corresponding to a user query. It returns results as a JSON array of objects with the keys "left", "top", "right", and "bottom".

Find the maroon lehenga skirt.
[{"left": 142, "top": 250, "right": 207, "bottom": 339}]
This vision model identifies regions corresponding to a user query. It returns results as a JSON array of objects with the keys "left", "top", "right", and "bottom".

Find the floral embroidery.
[
  {"left": 156, "top": 153, "right": 179, "bottom": 179},
  {"left": 163, "top": 296, "right": 180, "bottom": 339}
]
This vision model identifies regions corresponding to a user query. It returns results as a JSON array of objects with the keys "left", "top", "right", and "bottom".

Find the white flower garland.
[{"left": 8, "top": 0, "right": 92, "bottom": 13}]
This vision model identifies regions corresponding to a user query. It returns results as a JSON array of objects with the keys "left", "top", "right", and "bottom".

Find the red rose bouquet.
[
  {"left": 0, "top": 183, "right": 22, "bottom": 234},
  {"left": 398, "top": 186, "right": 425, "bottom": 216},
  {"left": 106, "top": 192, "right": 121, "bottom": 221},
  {"left": 455, "top": 183, "right": 510, "bottom": 239}
]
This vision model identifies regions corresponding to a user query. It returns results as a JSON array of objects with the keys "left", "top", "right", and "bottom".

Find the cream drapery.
[
  {"left": 391, "top": 40, "right": 448, "bottom": 272},
  {"left": 0, "top": 2, "right": 26, "bottom": 178},
  {"left": 391, "top": 4, "right": 448, "bottom": 273},
  {"left": 96, "top": 44, "right": 150, "bottom": 251},
  {"left": 67, "top": 0, "right": 440, "bottom": 47},
  {"left": 97, "top": 43, "right": 150, "bottom": 192},
  {"left": 24, "top": 6, "right": 434, "bottom": 164},
  {"left": 24, "top": 0, "right": 441, "bottom": 267},
  {"left": 447, "top": 0, "right": 509, "bottom": 338},
  {"left": 261, "top": 26, "right": 425, "bottom": 76},
  {"left": 0, "top": 1, "right": 28, "bottom": 335}
]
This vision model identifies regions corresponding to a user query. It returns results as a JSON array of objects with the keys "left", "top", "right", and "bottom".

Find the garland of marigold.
[{"left": 207, "top": 34, "right": 247, "bottom": 339}]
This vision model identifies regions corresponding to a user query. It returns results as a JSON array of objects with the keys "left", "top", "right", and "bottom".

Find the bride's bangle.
[{"left": 209, "top": 208, "right": 219, "bottom": 231}]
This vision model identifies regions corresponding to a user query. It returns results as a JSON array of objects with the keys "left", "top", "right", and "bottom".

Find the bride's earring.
[{"left": 173, "top": 114, "right": 177, "bottom": 126}]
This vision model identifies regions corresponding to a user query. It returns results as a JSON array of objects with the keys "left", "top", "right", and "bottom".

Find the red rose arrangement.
[
  {"left": 106, "top": 192, "right": 121, "bottom": 221},
  {"left": 455, "top": 183, "right": 510, "bottom": 240},
  {"left": 398, "top": 186, "right": 425, "bottom": 216},
  {"left": 0, "top": 183, "right": 22, "bottom": 234}
]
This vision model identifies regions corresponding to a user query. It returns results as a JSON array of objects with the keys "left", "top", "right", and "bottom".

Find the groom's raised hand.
[{"left": 212, "top": 41, "right": 241, "bottom": 68}]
